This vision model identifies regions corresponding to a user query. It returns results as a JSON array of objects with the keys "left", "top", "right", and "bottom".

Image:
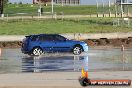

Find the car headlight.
[{"left": 83, "top": 43, "right": 88, "bottom": 46}]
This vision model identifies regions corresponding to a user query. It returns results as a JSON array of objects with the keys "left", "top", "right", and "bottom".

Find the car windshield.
[{"left": 54, "top": 35, "right": 67, "bottom": 41}]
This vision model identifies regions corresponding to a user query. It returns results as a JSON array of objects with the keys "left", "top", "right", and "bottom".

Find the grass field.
[
  {"left": 4, "top": 4, "right": 132, "bottom": 17},
  {"left": 4, "top": 4, "right": 116, "bottom": 15},
  {"left": 0, "top": 18, "right": 132, "bottom": 35},
  {"left": 1, "top": 4, "right": 132, "bottom": 35}
]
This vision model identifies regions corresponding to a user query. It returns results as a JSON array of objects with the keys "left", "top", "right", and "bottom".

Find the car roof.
[{"left": 26, "top": 34, "right": 60, "bottom": 37}]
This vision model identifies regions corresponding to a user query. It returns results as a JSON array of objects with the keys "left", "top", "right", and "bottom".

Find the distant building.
[
  {"left": 33, "top": 0, "right": 37, "bottom": 4},
  {"left": 33, "top": 0, "right": 52, "bottom": 4},
  {"left": 54, "top": 0, "right": 80, "bottom": 5},
  {"left": 33, "top": 0, "right": 80, "bottom": 5},
  {"left": 116, "top": 0, "right": 125, "bottom": 4}
]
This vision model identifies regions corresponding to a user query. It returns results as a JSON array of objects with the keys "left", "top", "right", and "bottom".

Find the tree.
[
  {"left": 19, "top": 1, "right": 23, "bottom": 4},
  {"left": 3, "top": 0, "right": 8, "bottom": 6},
  {"left": 0, "top": 0, "right": 4, "bottom": 14},
  {"left": 0, "top": 0, "right": 8, "bottom": 14}
]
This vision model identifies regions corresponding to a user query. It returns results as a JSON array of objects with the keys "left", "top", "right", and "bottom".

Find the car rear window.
[
  {"left": 23, "top": 36, "right": 29, "bottom": 42},
  {"left": 31, "top": 35, "right": 38, "bottom": 41}
]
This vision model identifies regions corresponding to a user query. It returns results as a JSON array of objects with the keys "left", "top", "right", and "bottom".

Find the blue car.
[{"left": 21, "top": 34, "right": 88, "bottom": 56}]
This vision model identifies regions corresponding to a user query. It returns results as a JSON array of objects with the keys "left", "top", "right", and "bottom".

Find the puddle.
[{"left": 0, "top": 48, "right": 132, "bottom": 73}]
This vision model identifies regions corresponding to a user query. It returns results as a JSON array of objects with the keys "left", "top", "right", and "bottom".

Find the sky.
[
  {"left": 9, "top": 0, "right": 132, "bottom": 5},
  {"left": 9, "top": 0, "right": 32, "bottom": 4}
]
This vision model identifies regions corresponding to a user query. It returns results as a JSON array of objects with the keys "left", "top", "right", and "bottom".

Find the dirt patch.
[
  {"left": 84, "top": 38, "right": 132, "bottom": 47},
  {"left": 0, "top": 38, "right": 132, "bottom": 48},
  {"left": 0, "top": 41, "right": 22, "bottom": 48}
]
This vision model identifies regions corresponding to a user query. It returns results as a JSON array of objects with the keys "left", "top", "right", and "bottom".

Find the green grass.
[
  {"left": 1, "top": 4, "right": 132, "bottom": 35},
  {"left": 0, "top": 18, "right": 132, "bottom": 35},
  {"left": 4, "top": 4, "right": 102, "bottom": 15},
  {"left": 3, "top": 4, "right": 132, "bottom": 16}
]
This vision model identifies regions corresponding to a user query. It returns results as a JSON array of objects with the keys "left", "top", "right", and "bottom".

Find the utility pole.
[
  {"left": 96, "top": 0, "right": 99, "bottom": 17},
  {"left": 121, "top": 0, "right": 123, "bottom": 17},
  {"left": 101, "top": 0, "right": 105, "bottom": 17},
  {"left": 126, "top": 0, "right": 129, "bottom": 16},
  {"left": 61, "top": 0, "right": 63, "bottom": 6},
  {"left": 0, "top": 0, "right": 4, "bottom": 16},
  {"left": 39, "top": 0, "right": 42, "bottom": 17},
  {"left": 108, "top": 0, "right": 111, "bottom": 17},
  {"left": 122, "top": 0, "right": 125, "bottom": 13},
  {"left": 51, "top": 0, "right": 54, "bottom": 14},
  {"left": 114, "top": 0, "right": 117, "bottom": 17}
]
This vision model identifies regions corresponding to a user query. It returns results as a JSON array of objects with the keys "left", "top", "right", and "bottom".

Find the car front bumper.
[{"left": 82, "top": 44, "right": 88, "bottom": 52}]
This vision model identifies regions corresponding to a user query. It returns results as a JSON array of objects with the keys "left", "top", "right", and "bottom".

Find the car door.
[
  {"left": 53, "top": 35, "right": 73, "bottom": 52},
  {"left": 38, "top": 35, "right": 55, "bottom": 52}
]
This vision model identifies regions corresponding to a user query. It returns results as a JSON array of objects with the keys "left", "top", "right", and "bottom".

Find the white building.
[{"left": 54, "top": 0, "right": 80, "bottom": 5}]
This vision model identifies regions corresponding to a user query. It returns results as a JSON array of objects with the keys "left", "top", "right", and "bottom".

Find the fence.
[{"left": 113, "top": 17, "right": 132, "bottom": 27}]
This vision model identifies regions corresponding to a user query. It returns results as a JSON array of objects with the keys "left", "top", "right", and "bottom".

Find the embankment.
[
  {"left": 0, "top": 33, "right": 132, "bottom": 48},
  {"left": 0, "top": 38, "right": 132, "bottom": 48}
]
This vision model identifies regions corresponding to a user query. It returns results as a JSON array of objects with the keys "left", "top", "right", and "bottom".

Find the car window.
[
  {"left": 38, "top": 36, "right": 44, "bottom": 41},
  {"left": 39, "top": 35, "right": 54, "bottom": 41},
  {"left": 54, "top": 35, "right": 66, "bottom": 41}
]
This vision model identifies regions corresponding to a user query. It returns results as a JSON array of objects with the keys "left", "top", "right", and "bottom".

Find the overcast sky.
[{"left": 9, "top": 0, "right": 132, "bottom": 4}]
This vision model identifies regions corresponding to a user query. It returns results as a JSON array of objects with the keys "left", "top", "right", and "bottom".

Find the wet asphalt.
[{"left": 0, "top": 48, "right": 132, "bottom": 73}]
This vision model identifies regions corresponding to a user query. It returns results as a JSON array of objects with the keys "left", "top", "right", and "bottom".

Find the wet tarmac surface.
[{"left": 0, "top": 48, "right": 132, "bottom": 73}]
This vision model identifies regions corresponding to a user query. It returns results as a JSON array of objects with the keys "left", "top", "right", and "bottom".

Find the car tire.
[
  {"left": 73, "top": 45, "right": 82, "bottom": 55},
  {"left": 32, "top": 47, "right": 43, "bottom": 56}
]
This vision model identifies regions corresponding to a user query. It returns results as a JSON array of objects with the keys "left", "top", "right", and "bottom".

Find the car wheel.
[
  {"left": 73, "top": 45, "right": 82, "bottom": 55},
  {"left": 32, "top": 47, "right": 43, "bottom": 56}
]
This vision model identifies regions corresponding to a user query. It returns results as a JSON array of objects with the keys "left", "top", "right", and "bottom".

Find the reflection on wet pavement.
[
  {"left": 0, "top": 48, "right": 132, "bottom": 73},
  {"left": 22, "top": 56, "right": 84, "bottom": 72}
]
